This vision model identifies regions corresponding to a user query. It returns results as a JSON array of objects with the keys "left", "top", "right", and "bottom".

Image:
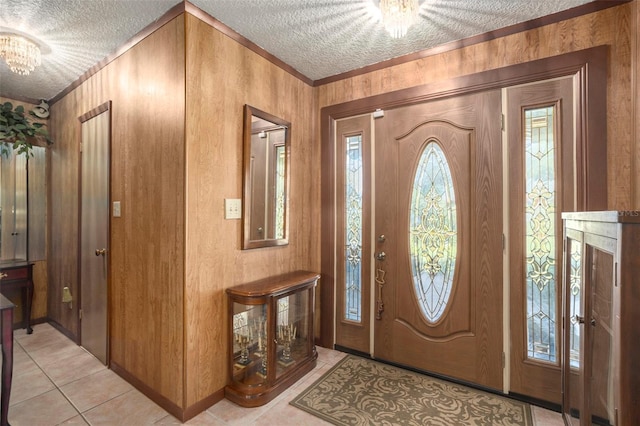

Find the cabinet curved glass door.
[
  {"left": 562, "top": 223, "right": 616, "bottom": 426},
  {"left": 242, "top": 105, "right": 290, "bottom": 249}
]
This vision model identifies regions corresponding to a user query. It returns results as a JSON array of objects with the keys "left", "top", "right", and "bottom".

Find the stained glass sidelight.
[
  {"left": 409, "top": 141, "right": 457, "bottom": 323},
  {"left": 568, "top": 240, "right": 582, "bottom": 368},
  {"left": 274, "top": 145, "right": 286, "bottom": 239},
  {"left": 344, "top": 135, "right": 363, "bottom": 322},
  {"left": 524, "top": 106, "right": 557, "bottom": 363}
]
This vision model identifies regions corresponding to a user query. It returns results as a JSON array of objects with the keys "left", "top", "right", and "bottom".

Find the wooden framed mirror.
[{"left": 242, "top": 105, "right": 290, "bottom": 249}]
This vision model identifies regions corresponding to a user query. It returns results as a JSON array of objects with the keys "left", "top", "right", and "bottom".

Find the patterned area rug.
[{"left": 291, "top": 355, "right": 532, "bottom": 425}]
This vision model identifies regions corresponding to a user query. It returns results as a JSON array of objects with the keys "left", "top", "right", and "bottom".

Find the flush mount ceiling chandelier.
[
  {"left": 379, "top": 0, "right": 419, "bottom": 38},
  {"left": 0, "top": 33, "right": 42, "bottom": 75}
]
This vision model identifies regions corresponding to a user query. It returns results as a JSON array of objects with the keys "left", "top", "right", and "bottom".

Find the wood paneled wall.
[
  {"left": 49, "top": 16, "right": 186, "bottom": 407},
  {"left": 47, "top": 10, "right": 318, "bottom": 418},
  {"left": 183, "top": 14, "right": 317, "bottom": 408},
  {"left": 634, "top": 0, "right": 640, "bottom": 207},
  {"left": 317, "top": 3, "right": 635, "bottom": 209}
]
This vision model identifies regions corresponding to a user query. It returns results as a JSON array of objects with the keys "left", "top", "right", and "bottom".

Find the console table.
[
  {"left": 1, "top": 293, "right": 15, "bottom": 426},
  {"left": 0, "top": 261, "right": 33, "bottom": 334}
]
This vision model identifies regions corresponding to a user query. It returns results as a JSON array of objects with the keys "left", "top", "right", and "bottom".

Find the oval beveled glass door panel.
[{"left": 409, "top": 140, "right": 457, "bottom": 323}]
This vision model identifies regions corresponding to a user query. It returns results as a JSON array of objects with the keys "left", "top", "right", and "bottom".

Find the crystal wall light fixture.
[
  {"left": 379, "top": 0, "right": 419, "bottom": 38},
  {"left": 0, "top": 33, "right": 42, "bottom": 75}
]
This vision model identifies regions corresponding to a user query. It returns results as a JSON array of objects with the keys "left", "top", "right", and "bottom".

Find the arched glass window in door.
[{"left": 409, "top": 141, "right": 457, "bottom": 323}]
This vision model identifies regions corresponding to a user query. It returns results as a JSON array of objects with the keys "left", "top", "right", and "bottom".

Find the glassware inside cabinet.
[
  {"left": 231, "top": 302, "right": 268, "bottom": 385},
  {"left": 275, "top": 289, "right": 310, "bottom": 379}
]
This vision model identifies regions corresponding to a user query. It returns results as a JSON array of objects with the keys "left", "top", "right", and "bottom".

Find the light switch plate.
[
  {"left": 113, "top": 201, "right": 121, "bottom": 217},
  {"left": 225, "top": 199, "right": 242, "bottom": 219}
]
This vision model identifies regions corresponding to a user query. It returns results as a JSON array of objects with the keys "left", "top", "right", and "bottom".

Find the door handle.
[
  {"left": 375, "top": 251, "right": 386, "bottom": 261},
  {"left": 95, "top": 248, "right": 107, "bottom": 256}
]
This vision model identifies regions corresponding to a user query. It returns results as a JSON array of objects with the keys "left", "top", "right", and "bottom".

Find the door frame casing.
[
  {"left": 320, "top": 47, "right": 608, "bottom": 361},
  {"left": 77, "top": 101, "right": 112, "bottom": 364}
]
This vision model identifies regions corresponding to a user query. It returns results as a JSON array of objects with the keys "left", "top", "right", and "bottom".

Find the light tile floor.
[{"left": 6, "top": 323, "right": 564, "bottom": 425}]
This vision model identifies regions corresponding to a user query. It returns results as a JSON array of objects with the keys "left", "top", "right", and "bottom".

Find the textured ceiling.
[{"left": 0, "top": 0, "right": 596, "bottom": 102}]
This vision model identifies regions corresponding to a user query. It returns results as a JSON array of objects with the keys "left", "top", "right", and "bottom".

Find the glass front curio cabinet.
[
  {"left": 562, "top": 211, "right": 640, "bottom": 426},
  {"left": 225, "top": 271, "right": 319, "bottom": 407}
]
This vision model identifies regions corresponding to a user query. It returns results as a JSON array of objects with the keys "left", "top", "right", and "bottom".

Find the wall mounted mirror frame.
[{"left": 242, "top": 105, "right": 290, "bottom": 249}]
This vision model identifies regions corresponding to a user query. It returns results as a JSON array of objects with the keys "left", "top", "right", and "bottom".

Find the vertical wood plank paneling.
[
  {"left": 48, "top": 93, "right": 81, "bottom": 337},
  {"left": 108, "top": 16, "right": 185, "bottom": 406},
  {"left": 634, "top": 0, "right": 640, "bottom": 208},
  {"left": 184, "top": 14, "right": 317, "bottom": 407},
  {"left": 317, "top": 4, "right": 633, "bottom": 208},
  {"left": 49, "top": 17, "right": 186, "bottom": 407},
  {"left": 31, "top": 260, "right": 47, "bottom": 321}
]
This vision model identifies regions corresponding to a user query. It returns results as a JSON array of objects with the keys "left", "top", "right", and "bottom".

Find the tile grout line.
[
  {"left": 14, "top": 333, "right": 86, "bottom": 424},
  {"left": 13, "top": 327, "right": 126, "bottom": 425}
]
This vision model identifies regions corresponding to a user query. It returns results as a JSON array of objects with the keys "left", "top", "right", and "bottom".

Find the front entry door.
[
  {"left": 79, "top": 103, "right": 111, "bottom": 365},
  {"left": 373, "top": 91, "right": 503, "bottom": 390}
]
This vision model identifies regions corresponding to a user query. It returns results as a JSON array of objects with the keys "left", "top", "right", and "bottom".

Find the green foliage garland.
[{"left": 0, "top": 101, "right": 53, "bottom": 156}]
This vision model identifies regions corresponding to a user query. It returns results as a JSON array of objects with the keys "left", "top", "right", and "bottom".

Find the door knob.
[
  {"left": 375, "top": 251, "right": 386, "bottom": 261},
  {"left": 95, "top": 248, "right": 107, "bottom": 256}
]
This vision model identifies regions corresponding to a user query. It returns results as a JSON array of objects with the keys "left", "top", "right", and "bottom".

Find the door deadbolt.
[
  {"left": 378, "top": 235, "right": 386, "bottom": 243},
  {"left": 95, "top": 248, "right": 107, "bottom": 256},
  {"left": 375, "top": 251, "right": 386, "bottom": 261}
]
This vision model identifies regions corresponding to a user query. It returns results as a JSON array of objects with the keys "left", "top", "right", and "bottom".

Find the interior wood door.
[
  {"left": 373, "top": 91, "right": 503, "bottom": 390},
  {"left": 79, "top": 104, "right": 111, "bottom": 365}
]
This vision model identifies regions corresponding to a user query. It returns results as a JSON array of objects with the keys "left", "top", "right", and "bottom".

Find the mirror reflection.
[
  {"left": 243, "top": 105, "right": 290, "bottom": 249},
  {"left": 0, "top": 145, "right": 46, "bottom": 261}
]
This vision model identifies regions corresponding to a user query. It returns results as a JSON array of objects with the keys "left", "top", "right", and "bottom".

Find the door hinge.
[
  {"left": 501, "top": 114, "right": 505, "bottom": 131},
  {"left": 502, "top": 234, "right": 506, "bottom": 251},
  {"left": 79, "top": 309, "right": 83, "bottom": 320},
  {"left": 614, "top": 262, "right": 618, "bottom": 287},
  {"left": 502, "top": 352, "right": 506, "bottom": 368}
]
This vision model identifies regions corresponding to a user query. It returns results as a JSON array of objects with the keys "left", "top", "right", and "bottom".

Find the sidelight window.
[
  {"left": 344, "top": 135, "right": 363, "bottom": 322},
  {"left": 524, "top": 106, "right": 558, "bottom": 363},
  {"left": 274, "top": 145, "right": 286, "bottom": 239}
]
